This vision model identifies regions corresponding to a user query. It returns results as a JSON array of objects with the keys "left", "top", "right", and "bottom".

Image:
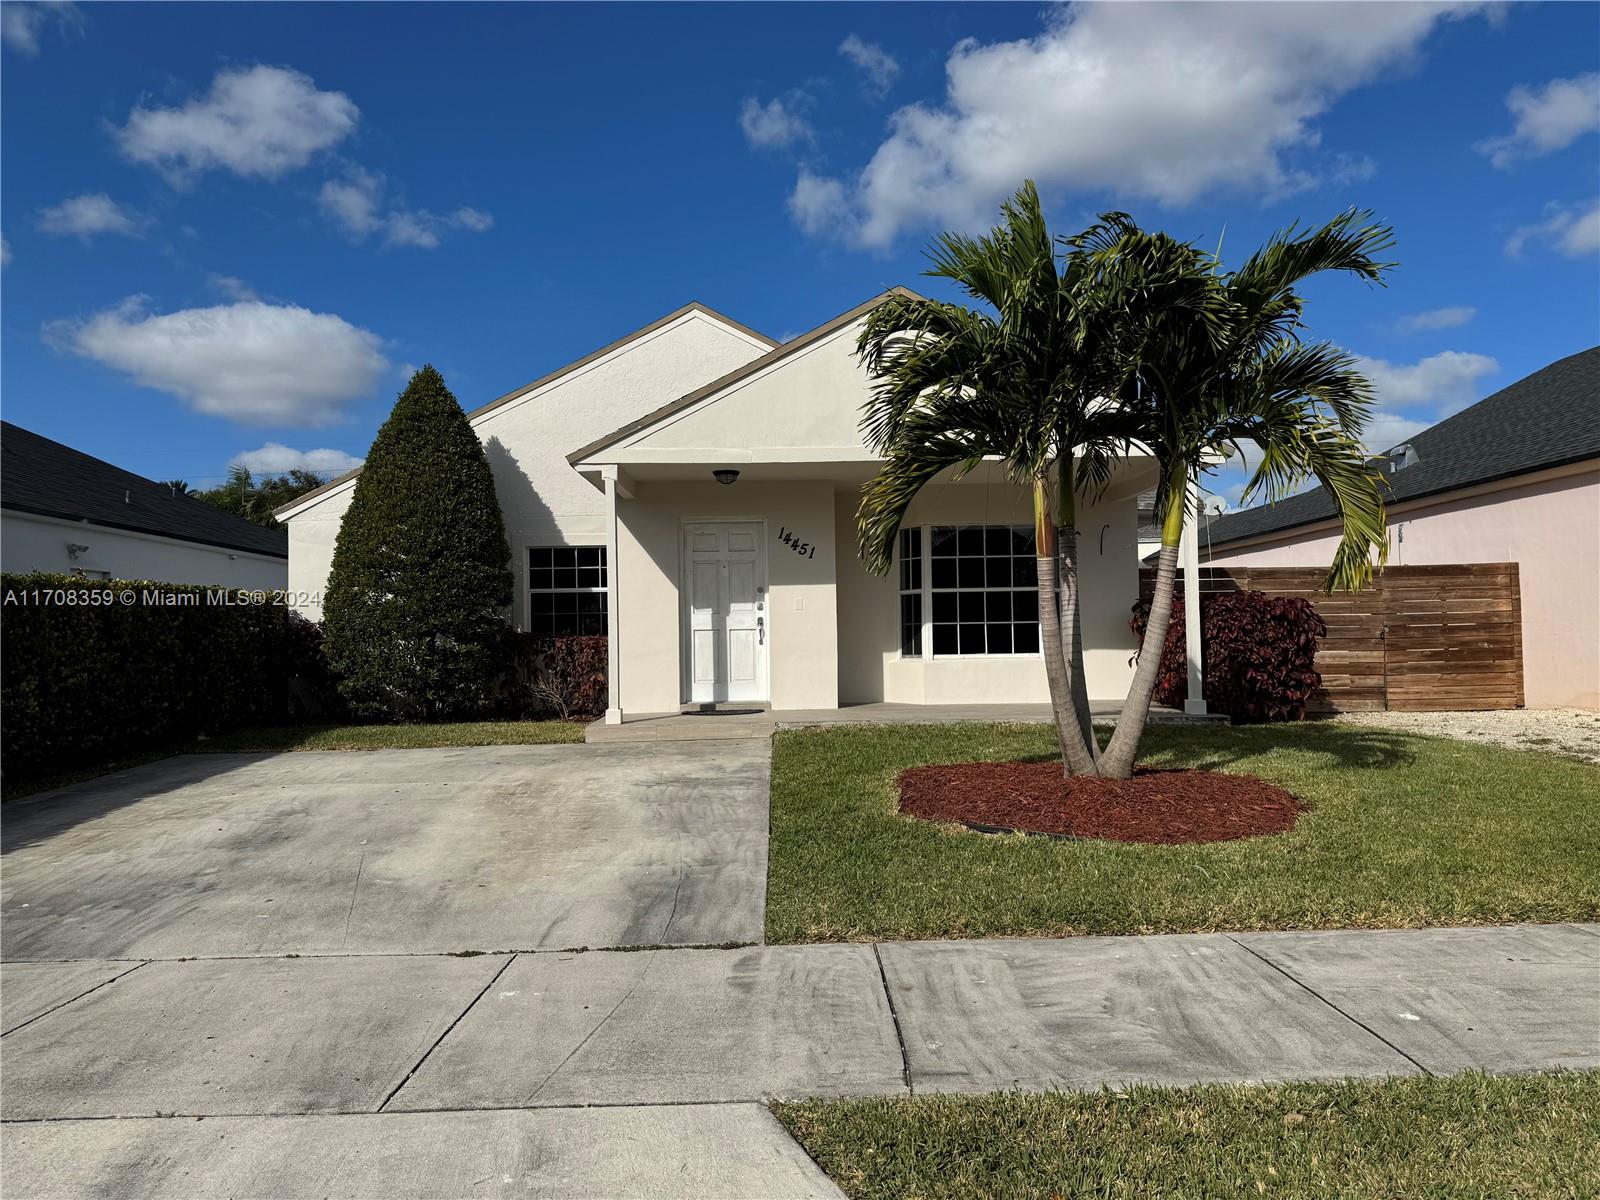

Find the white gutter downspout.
[
  {"left": 1181, "top": 474, "right": 1207, "bottom": 716},
  {"left": 603, "top": 471, "right": 623, "bottom": 725}
]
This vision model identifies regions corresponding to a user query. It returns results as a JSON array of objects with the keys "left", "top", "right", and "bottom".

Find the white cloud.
[
  {"left": 739, "top": 96, "right": 813, "bottom": 149},
  {"left": 1506, "top": 198, "right": 1600, "bottom": 259},
  {"left": 117, "top": 65, "right": 358, "bottom": 183},
  {"left": 1478, "top": 73, "right": 1600, "bottom": 168},
  {"left": 206, "top": 273, "right": 259, "bottom": 302},
  {"left": 789, "top": 169, "right": 851, "bottom": 236},
  {"left": 1363, "top": 412, "right": 1433, "bottom": 455},
  {"left": 36, "top": 192, "right": 143, "bottom": 239},
  {"left": 1397, "top": 305, "right": 1475, "bottom": 333},
  {"left": 48, "top": 296, "right": 388, "bottom": 426},
  {"left": 318, "top": 167, "right": 492, "bottom": 249},
  {"left": 318, "top": 167, "right": 383, "bottom": 236},
  {"left": 450, "top": 206, "right": 493, "bottom": 233},
  {"left": 231, "top": 443, "right": 363, "bottom": 476},
  {"left": 839, "top": 34, "right": 900, "bottom": 95},
  {"left": 1354, "top": 351, "right": 1499, "bottom": 410},
  {"left": 792, "top": 2, "right": 1482, "bottom": 246},
  {"left": 2, "top": 1, "right": 81, "bottom": 55}
]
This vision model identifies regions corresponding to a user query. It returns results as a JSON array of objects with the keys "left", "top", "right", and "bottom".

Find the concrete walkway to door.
[{"left": 586, "top": 699, "right": 1217, "bottom": 742}]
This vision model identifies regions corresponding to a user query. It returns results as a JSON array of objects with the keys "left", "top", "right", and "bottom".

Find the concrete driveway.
[{"left": 0, "top": 741, "right": 771, "bottom": 960}]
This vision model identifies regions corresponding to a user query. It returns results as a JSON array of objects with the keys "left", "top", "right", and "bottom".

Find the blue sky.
[{"left": 3, "top": 1, "right": 1596, "bottom": 507}]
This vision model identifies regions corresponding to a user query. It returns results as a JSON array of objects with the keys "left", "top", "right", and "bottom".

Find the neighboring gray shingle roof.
[
  {"left": 1, "top": 422, "right": 288, "bottom": 559},
  {"left": 1207, "top": 346, "right": 1600, "bottom": 548}
]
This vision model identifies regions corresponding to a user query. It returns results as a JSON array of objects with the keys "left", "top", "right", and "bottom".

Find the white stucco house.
[
  {"left": 279, "top": 291, "right": 1205, "bottom": 723},
  {"left": 2, "top": 422, "right": 288, "bottom": 590}
]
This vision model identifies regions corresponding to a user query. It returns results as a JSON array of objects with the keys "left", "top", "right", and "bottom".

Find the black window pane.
[
  {"left": 985, "top": 526, "right": 1011, "bottom": 555},
  {"left": 959, "top": 623, "right": 985, "bottom": 654},
  {"left": 958, "top": 558, "right": 984, "bottom": 588},
  {"left": 931, "top": 526, "right": 957, "bottom": 556},
  {"left": 529, "top": 548, "right": 551, "bottom": 569},
  {"left": 932, "top": 558, "right": 958, "bottom": 589},
  {"left": 986, "top": 557, "right": 1012, "bottom": 587},
  {"left": 553, "top": 567, "right": 577, "bottom": 590},
  {"left": 932, "top": 623, "right": 958, "bottom": 655},
  {"left": 1016, "top": 526, "right": 1037, "bottom": 554},
  {"left": 958, "top": 592, "right": 985, "bottom": 622},
  {"left": 529, "top": 592, "right": 552, "bottom": 615},
  {"left": 1013, "top": 557, "right": 1036, "bottom": 587},
  {"left": 1013, "top": 622, "right": 1040, "bottom": 653},
  {"left": 529, "top": 568, "right": 552, "bottom": 590},
  {"left": 932, "top": 592, "right": 958, "bottom": 623},
  {"left": 986, "top": 591, "right": 1012, "bottom": 621},
  {"left": 987, "top": 623, "right": 1013, "bottom": 654},
  {"left": 1013, "top": 590, "right": 1038, "bottom": 622},
  {"left": 579, "top": 612, "right": 605, "bottom": 635},
  {"left": 900, "top": 594, "right": 922, "bottom": 656},
  {"left": 957, "top": 526, "right": 983, "bottom": 556}
]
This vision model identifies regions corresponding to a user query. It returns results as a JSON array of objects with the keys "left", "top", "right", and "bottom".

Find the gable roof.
[
  {"left": 1, "top": 423, "right": 288, "bottom": 558},
  {"left": 1207, "top": 346, "right": 1600, "bottom": 548},
  {"left": 568, "top": 287, "right": 921, "bottom": 465},
  {"left": 275, "top": 301, "right": 777, "bottom": 517}
]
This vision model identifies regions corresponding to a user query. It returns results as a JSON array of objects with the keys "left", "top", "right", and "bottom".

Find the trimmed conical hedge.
[{"left": 322, "top": 365, "right": 513, "bottom": 719}]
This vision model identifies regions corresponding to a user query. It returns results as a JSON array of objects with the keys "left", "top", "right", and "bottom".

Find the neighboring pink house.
[{"left": 1202, "top": 348, "right": 1599, "bottom": 710}]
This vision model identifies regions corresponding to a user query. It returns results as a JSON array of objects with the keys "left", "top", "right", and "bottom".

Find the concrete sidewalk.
[{"left": 4, "top": 923, "right": 1597, "bottom": 1197}]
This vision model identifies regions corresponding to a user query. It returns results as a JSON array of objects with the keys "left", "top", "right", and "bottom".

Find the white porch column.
[
  {"left": 1181, "top": 475, "right": 1206, "bottom": 715},
  {"left": 603, "top": 472, "right": 623, "bottom": 725}
]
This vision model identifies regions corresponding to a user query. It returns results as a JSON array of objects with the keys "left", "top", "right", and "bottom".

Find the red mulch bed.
[{"left": 897, "top": 761, "right": 1303, "bottom": 845}]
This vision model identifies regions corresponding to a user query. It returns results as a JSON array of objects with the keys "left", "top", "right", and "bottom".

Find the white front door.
[{"left": 683, "top": 522, "right": 768, "bottom": 704}]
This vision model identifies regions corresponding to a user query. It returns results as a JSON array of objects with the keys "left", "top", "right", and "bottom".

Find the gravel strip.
[{"left": 1334, "top": 708, "right": 1600, "bottom": 765}]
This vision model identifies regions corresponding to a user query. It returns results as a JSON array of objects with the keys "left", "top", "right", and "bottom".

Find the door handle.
[{"left": 757, "top": 616, "right": 764, "bottom": 645}]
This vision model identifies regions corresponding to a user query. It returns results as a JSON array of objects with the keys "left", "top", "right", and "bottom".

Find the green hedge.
[{"left": 1, "top": 573, "right": 292, "bottom": 780}]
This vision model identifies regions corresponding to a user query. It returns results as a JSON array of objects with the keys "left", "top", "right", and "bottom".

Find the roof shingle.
[
  {"left": 1, "top": 423, "right": 288, "bottom": 559},
  {"left": 1207, "top": 346, "right": 1600, "bottom": 548}
]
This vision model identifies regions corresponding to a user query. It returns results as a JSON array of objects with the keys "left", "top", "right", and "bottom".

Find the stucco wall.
[
  {"left": 283, "top": 311, "right": 772, "bottom": 620},
  {"left": 611, "top": 321, "right": 875, "bottom": 463},
  {"left": 2, "top": 510, "right": 287, "bottom": 589},
  {"left": 1204, "top": 464, "right": 1600, "bottom": 709},
  {"left": 616, "top": 480, "right": 839, "bottom": 713},
  {"left": 835, "top": 477, "right": 1140, "bottom": 705}
]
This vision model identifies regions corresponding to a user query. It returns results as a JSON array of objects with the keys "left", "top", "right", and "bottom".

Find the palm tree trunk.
[
  {"left": 1034, "top": 477, "right": 1098, "bottom": 777},
  {"left": 1055, "top": 457, "right": 1099, "bottom": 759},
  {"left": 1099, "top": 472, "right": 1185, "bottom": 780}
]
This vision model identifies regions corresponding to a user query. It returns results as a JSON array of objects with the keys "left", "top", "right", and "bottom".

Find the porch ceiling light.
[{"left": 712, "top": 469, "right": 740, "bottom": 486}]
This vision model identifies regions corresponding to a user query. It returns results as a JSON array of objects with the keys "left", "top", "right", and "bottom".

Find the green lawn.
[
  {"left": 774, "top": 1072, "right": 1600, "bottom": 1200},
  {"left": 765, "top": 722, "right": 1600, "bottom": 942},
  {"left": 2, "top": 720, "right": 583, "bottom": 801}
]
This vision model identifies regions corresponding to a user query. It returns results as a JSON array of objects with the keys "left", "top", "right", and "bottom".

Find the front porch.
[{"left": 584, "top": 699, "right": 1218, "bottom": 743}]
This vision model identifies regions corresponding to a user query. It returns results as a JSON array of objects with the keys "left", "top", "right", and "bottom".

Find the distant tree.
[
  {"left": 194, "top": 465, "right": 330, "bottom": 527},
  {"left": 161, "top": 479, "right": 191, "bottom": 495},
  {"left": 321, "top": 365, "right": 513, "bottom": 721}
]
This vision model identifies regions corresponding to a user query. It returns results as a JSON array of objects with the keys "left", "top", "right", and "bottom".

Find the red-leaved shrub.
[
  {"left": 1130, "top": 590, "right": 1327, "bottom": 723},
  {"left": 507, "top": 633, "right": 608, "bottom": 719}
]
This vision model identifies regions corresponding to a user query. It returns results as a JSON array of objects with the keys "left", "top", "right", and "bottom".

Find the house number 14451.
[{"left": 778, "top": 527, "right": 816, "bottom": 559}]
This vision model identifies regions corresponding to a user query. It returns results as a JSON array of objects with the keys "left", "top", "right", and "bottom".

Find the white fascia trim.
[
  {"left": 473, "top": 310, "right": 772, "bottom": 431},
  {"left": 274, "top": 474, "right": 360, "bottom": 523},
  {"left": 608, "top": 320, "right": 853, "bottom": 456}
]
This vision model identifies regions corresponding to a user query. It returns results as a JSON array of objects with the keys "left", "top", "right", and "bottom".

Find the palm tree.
[
  {"left": 1075, "top": 211, "right": 1397, "bottom": 779},
  {"left": 855, "top": 182, "right": 1126, "bottom": 775}
]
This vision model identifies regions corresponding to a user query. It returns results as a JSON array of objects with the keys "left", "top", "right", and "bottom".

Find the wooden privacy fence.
[{"left": 1138, "top": 563, "right": 1523, "bottom": 713}]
